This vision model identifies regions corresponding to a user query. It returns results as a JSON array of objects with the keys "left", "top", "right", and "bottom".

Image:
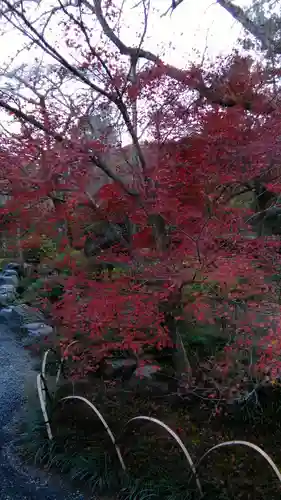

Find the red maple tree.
[{"left": 0, "top": 0, "right": 281, "bottom": 400}]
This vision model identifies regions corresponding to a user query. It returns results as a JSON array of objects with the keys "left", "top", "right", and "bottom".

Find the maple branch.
[
  {"left": 28, "top": 0, "right": 147, "bottom": 178},
  {"left": 91, "top": 0, "right": 275, "bottom": 113},
  {"left": 92, "top": 0, "right": 158, "bottom": 61},
  {"left": 0, "top": 98, "right": 62, "bottom": 141},
  {"left": 58, "top": 0, "right": 114, "bottom": 83},
  {"left": 0, "top": 98, "right": 138, "bottom": 197},
  {"left": 86, "top": 0, "right": 147, "bottom": 172},
  {"left": 1, "top": 0, "right": 114, "bottom": 101}
]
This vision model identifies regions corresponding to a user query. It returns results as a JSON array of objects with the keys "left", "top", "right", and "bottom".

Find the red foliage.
[{"left": 2, "top": 53, "right": 281, "bottom": 396}]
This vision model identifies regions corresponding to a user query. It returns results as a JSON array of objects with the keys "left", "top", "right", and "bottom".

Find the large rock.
[
  {"left": 0, "top": 273, "right": 19, "bottom": 287},
  {"left": 0, "top": 306, "right": 22, "bottom": 329},
  {"left": 102, "top": 358, "right": 137, "bottom": 379},
  {"left": 0, "top": 284, "right": 16, "bottom": 305},
  {"left": 0, "top": 283, "right": 16, "bottom": 292},
  {"left": 0, "top": 303, "right": 49, "bottom": 331},
  {"left": 133, "top": 364, "right": 161, "bottom": 379},
  {"left": 3, "top": 262, "right": 24, "bottom": 277},
  {"left": 21, "top": 322, "right": 53, "bottom": 338},
  {"left": 128, "top": 364, "right": 170, "bottom": 395},
  {"left": 2, "top": 269, "right": 19, "bottom": 276},
  {"left": 0, "top": 295, "right": 15, "bottom": 307},
  {"left": 37, "top": 264, "right": 59, "bottom": 277},
  {"left": 4, "top": 262, "right": 21, "bottom": 271},
  {"left": 14, "top": 303, "right": 46, "bottom": 324}
]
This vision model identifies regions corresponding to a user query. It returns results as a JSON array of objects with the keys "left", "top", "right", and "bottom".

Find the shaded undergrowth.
[{"left": 15, "top": 371, "right": 281, "bottom": 500}]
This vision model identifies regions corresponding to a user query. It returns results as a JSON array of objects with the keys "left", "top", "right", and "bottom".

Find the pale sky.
[
  {"left": 0, "top": 0, "right": 251, "bottom": 140},
  {"left": 0, "top": 0, "right": 248, "bottom": 66},
  {"left": 121, "top": 0, "right": 246, "bottom": 66}
]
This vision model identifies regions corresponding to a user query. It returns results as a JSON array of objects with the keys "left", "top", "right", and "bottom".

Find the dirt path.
[{"left": 0, "top": 323, "right": 84, "bottom": 500}]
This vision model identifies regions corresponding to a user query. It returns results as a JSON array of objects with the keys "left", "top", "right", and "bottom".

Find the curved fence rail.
[
  {"left": 196, "top": 440, "right": 281, "bottom": 485},
  {"left": 37, "top": 373, "right": 53, "bottom": 441},
  {"left": 59, "top": 395, "right": 126, "bottom": 471},
  {"left": 122, "top": 415, "right": 203, "bottom": 496},
  {"left": 41, "top": 348, "right": 60, "bottom": 404},
  {"left": 37, "top": 349, "right": 281, "bottom": 499}
]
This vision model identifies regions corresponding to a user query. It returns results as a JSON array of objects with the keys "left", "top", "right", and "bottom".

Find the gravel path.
[{"left": 0, "top": 324, "right": 85, "bottom": 500}]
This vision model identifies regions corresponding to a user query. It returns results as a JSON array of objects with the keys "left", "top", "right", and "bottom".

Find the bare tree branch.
[
  {"left": 161, "top": 0, "right": 184, "bottom": 17},
  {"left": 92, "top": 0, "right": 159, "bottom": 62},
  {"left": 169, "top": 0, "right": 281, "bottom": 54},
  {"left": 216, "top": 0, "right": 278, "bottom": 52}
]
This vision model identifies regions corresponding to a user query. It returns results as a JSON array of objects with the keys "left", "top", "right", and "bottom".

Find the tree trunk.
[
  {"left": 148, "top": 213, "right": 170, "bottom": 252},
  {"left": 162, "top": 291, "right": 192, "bottom": 390},
  {"left": 52, "top": 196, "right": 74, "bottom": 247}
]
